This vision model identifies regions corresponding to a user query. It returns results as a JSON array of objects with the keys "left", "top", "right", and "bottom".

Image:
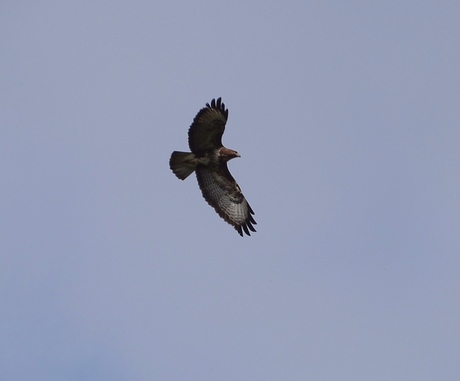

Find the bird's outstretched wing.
[
  {"left": 195, "top": 164, "right": 256, "bottom": 236},
  {"left": 188, "top": 98, "right": 228, "bottom": 153}
]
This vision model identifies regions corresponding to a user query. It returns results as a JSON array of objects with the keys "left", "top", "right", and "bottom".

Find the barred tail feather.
[{"left": 169, "top": 151, "right": 197, "bottom": 180}]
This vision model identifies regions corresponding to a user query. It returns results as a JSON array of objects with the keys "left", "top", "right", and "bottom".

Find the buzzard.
[{"left": 169, "top": 98, "right": 256, "bottom": 236}]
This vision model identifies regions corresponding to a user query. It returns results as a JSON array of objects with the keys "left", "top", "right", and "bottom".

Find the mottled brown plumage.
[{"left": 169, "top": 98, "right": 256, "bottom": 236}]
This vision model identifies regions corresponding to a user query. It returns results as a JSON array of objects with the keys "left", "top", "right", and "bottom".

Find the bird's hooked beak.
[{"left": 220, "top": 147, "right": 240, "bottom": 161}]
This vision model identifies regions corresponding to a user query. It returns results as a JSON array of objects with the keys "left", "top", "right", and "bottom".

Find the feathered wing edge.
[
  {"left": 195, "top": 166, "right": 257, "bottom": 237},
  {"left": 206, "top": 98, "right": 228, "bottom": 117},
  {"left": 235, "top": 203, "right": 257, "bottom": 237}
]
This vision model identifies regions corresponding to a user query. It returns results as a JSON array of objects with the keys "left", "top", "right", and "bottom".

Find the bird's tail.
[{"left": 169, "top": 151, "right": 197, "bottom": 180}]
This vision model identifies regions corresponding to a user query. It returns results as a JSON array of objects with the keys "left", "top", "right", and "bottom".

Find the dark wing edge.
[
  {"left": 206, "top": 98, "right": 228, "bottom": 119},
  {"left": 235, "top": 202, "right": 257, "bottom": 237},
  {"left": 195, "top": 166, "right": 257, "bottom": 237},
  {"left": 188, "top": 98, "right": 229, "bottom": 153}
]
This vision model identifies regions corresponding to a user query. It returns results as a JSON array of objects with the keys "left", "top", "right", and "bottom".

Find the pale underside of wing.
[{"left": 195, "top": 165, "right": 256, "bottom": 236}]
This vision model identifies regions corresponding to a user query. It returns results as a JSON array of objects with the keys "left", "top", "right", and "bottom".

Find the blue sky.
[{"left": 1, "top": 1, "right": 459, "bottom": 380}]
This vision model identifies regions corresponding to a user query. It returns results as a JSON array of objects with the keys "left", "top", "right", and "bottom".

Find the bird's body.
[{"left": 169, "top": 98, "right": 256, "bottom": 236}]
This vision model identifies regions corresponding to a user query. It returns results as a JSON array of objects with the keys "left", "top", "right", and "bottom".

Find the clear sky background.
[{"left": 1, "top": 1, "right": 459, "bottom": 380}]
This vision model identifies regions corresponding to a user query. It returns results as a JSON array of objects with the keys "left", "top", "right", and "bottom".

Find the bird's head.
[{"left": 219, "top": 147, "right": 240, "bottom": 161}]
